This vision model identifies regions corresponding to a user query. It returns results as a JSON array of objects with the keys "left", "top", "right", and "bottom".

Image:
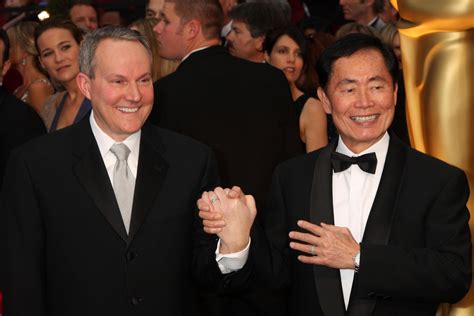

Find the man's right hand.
[{"left": 197, "top": 186, "right": 256, "bottom": 254}]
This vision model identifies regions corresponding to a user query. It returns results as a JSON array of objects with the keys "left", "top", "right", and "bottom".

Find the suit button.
[
  {"left": 131, "top": 297, "right": 143, "bottom": 306},
  {"left": 126, "top": 251, "right": 138, "bottom": 262},
  {"left": 368, "top": 292, "right": 376, "bottom": 299}
]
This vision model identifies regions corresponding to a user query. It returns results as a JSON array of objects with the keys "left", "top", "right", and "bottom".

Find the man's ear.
[
  {"left": 1, "top": 59, "right": 11, "bottom": 77},
  {"left": 255, "top": 35, "right": 265, "bottom": 52},
  {"left": 184, "top": 19, "right": 201, "bottom": 40},
  {"left": 317, "top": 87, "right": 332, "bottom": 114},
  {"left": 76, "top": 72, "right": 92, "bottom": 100}
]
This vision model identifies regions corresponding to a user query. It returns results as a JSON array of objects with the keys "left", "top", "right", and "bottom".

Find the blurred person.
[
  {"left": 145, "top": 0, "right": 164, "bottom": 18},
  {"left": 378, "top": 0, "right": 398, "bottom": 24},
  {"left": 0, "top": 28, "right": 45, "bottom": 187},
  {"left": 35, "top": 17, "right": 91, "bottom": 132},
  {"left": 129, "top": 18, "right": 178, "bottom": 81},
  {"left": 380, "top": 22, "right": 409, "bottom": 144},
  {"left": 1, "top": 25, "right": 219, "bottom": 316},
  {"left": 335, "top": 22, "right": 379, "bottom": 39},
  {"left": 379, "top": 22, "right": 400, "bottom": 66},
  {"left": 99, "top": 10, "right": 123, "bottom": 27},
  {"left": 68, "top": 0, "right": 98, "bottom": 31},
  {"left": 227, "top": 1, "right": 290, "bottom": 62},
  {"left": 339, "top": 0, "right": 386, "bottom": 30},
  {"left": 219, "top": 0, "right": 240, "bottom": 39},
  {"left": 264, "top": 26, "right": 327, "bottom": 152},
  {"left": 7, "top": 21, "right": 54, "bottom": 114}
]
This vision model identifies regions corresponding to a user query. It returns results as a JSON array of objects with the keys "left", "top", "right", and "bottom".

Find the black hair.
[
  {"left": 316, "top": 33, "right": 399, "bottom": 89},
  {"left": 229, "top": 2, "right": 289, "bottom": 38},
  {"left": 264, "top": 25, "right": 308, "bottom": 66}
]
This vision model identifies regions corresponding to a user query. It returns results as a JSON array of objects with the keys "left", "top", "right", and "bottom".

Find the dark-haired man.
[
  {"left": 198, "top": 33, "right": 471, "bottom": 315},
  {"left": 69, "top": 0, "right": 98, "bottom": 31},
  {"left": 339, "top": 0, "right": 385, "bottom": 30},
  {"left": 226, "top": 1, "right": 289, "bottom": 62}
]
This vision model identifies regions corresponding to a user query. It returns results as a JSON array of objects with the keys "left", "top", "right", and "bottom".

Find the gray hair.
[{"left": 79, "top": 26, "right": 152, "bottom": 78}]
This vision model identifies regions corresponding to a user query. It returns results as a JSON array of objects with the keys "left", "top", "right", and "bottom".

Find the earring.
[{"left": 21, "top": 58, "right": 26, "bottom": 66}]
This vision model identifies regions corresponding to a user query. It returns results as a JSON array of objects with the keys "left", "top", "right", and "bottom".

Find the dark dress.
[
  {"left": 49, "top": 94, "right": 92, "bottom": 132},
  {"left": 294, "top": 93, "right": 338, "bottom": 143}
]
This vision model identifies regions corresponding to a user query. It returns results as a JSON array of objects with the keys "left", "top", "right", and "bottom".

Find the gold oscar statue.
[{"left": 391, "top": 0, "right": 474, "bottom": 315}]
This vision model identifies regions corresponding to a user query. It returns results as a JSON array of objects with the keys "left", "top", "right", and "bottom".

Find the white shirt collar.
[
  {"left": 221, "top": 20, "right": 232, "bottom": 38},
  {"left": 89, "top": 110, "right": 141, "bottom": 174},
  {"left": 181, "top": 46, "right": 211, "bottom": 63}
]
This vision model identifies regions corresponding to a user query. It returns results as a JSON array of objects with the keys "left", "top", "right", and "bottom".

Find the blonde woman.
[{"left": 7, "top": 21, "right": 54, "bottom": 114}]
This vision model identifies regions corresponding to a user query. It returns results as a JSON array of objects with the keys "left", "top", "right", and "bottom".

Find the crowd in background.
[{"left": 0, "top": 0, "right": 408, "bottom": 146}]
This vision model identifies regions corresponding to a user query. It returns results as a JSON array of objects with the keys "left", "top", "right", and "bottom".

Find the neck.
[
  {"left": 185, "top": 38, "right": 220, "bottom": 57},
  {"left": 248, "top": 52, "right": 265, "bottom": 63},
  {"left": 357, "top": 12, "right": 377, "bottom": 25},
  {"left": 63, "top": 78, "right": 80, "bottom": 97}
]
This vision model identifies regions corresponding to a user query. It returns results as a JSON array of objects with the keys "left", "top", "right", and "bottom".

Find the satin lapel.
[
  {"left": 127, "top": 124, "right": 168, "bottom": 244},
  {"left": 362, "top": 136, "right": 406, "bottom": 247},
  {"left": 348, "top": 136, "right": 407, "bottom": 315},
  {"left": 310, "top": 140, "right": 346, "bottom": 316},
  {"left": 72, "top": 120, "right": 128, "bottom": 243}
]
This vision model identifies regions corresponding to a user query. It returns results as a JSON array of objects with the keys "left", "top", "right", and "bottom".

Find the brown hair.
[
  {"left": 34, "top": 16, "right": 84, "bottom": 55},
  {"left": 166, "top": 0, "right": 223, "bottom": 40}
]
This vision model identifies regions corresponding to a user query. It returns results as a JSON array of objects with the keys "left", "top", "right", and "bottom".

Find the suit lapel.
[
  {"left": 347, "top": 136, "right": 407, "bottom": 315},
  {"left": 310, "top": 139, "right": 346, "bottom": 316},
  {"left": 72, "top": 120, "right": 128, "bottom": 242},
  {"left": 127, "top": 124, "right": 168, "bottom": 243}
]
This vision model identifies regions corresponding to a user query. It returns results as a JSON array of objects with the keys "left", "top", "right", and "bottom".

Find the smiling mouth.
[
  {"left": 351, "top": 114, "right": 379, "bottom": 122},
  {"left": 284, "top": 67, "right": 295, "bottom": 73},
  {"left": 118, "top": 107, "right": 139, "bottom": 113}
]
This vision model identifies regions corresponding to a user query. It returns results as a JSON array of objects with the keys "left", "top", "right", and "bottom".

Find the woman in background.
[
  {"left": 7, "top": 21, "right": 54, "bottom": 114},
  {"left": 34, "top": 17, "right": 90, "bottom": 131},
  {"left": 264, "top": 26, "right": 327, "bottom": 152}
]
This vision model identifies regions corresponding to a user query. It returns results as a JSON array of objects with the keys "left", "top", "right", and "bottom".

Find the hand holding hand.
[
  {"left": 289, "top": 221, "right": 360, "bottom": 269},
  {"left": 197, "top": 186, "right": 257, "bottom": 253}
]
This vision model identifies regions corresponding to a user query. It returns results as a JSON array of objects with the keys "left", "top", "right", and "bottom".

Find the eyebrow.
[{"left": 336, "top": 76, "right": 388, "bottom": 87}]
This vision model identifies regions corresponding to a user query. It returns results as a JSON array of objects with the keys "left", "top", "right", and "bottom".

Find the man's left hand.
[{"left": 289, "top": 221, "right": 360, "bottom": 270}]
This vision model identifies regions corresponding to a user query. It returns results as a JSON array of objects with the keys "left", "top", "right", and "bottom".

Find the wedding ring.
[
  {"left": 210, "top": 196, "right": 219, "bottom": 204},
  {"left": 310, "top": 245, "right": 316, "bottom": 256}
]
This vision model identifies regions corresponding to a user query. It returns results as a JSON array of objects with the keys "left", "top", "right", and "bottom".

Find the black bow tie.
[{"left": 331, "top": 152, "right": 377, "bottom": 174}]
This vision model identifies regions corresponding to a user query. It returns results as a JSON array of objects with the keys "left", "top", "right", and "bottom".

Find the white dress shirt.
[
  {"left": 334, "top": 132, "right": 390, "bottom": 308},
  {"left": 89, "top": 111, "right": 141, "bottom": 191}
]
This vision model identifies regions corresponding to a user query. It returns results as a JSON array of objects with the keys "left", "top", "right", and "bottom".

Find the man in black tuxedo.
[
  {"left": 150, "top": 0, "right": 302, "bottom": 209},
  {"left": 0, "top": 29, "right": 45, "bottom": 187},
  {"left": 198, "top": 33, "right": 471, "bottom": 316},
  {"left": 0, "top": 26, "right": 218, "bottom": 316}
]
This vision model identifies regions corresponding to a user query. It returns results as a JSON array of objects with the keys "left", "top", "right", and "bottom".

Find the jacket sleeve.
[{"left": 354, "top": 169, "right": 472, "bottom": 303}]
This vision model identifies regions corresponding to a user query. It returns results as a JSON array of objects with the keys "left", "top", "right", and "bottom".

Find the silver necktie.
[{"left": 110, "top": 143, "right": 135, "bottom": 234}]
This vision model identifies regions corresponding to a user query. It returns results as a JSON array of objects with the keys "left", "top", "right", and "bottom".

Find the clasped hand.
[{"left": 197, "top": 186, "right": 256, "bottom": 254}]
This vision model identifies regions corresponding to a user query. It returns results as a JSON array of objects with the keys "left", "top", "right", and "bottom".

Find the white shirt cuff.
[{"left": 215, "top": 238, "right": 251, "bottom": 274}]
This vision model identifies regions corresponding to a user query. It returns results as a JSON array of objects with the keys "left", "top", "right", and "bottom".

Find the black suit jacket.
[
  {"left": 0, "top": 118, "right": 219, "bottom": 316},
  {"left": 0, "top": 85, "right": 45, "bottom": 186},
  {"left": 234, "top": 135, "right": 471, "bottom": 316},
  {"left": 149, "top": 45, "right": 303, "bottom": 209}
]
